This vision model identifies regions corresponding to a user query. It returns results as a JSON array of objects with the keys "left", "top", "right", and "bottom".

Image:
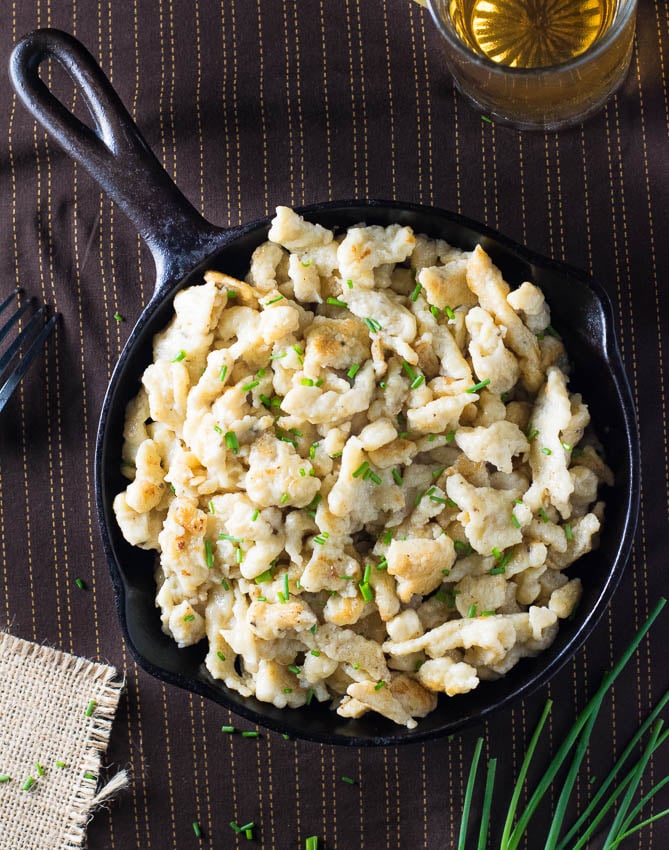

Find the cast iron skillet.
[{"left": 10, "top": 29, "right": 639, "bottom": 746}]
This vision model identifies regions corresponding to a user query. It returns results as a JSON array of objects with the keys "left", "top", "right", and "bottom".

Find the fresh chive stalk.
[{"left": 459, "top": 737, "right": 484, "bottom": 850}]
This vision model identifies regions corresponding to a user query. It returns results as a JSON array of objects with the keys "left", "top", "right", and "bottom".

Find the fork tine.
[
  {"left": 0, "top": 311, "right": 59, "bottom": 413},
  {"left": 0, "top": 295, "right": 33, "bottom": 345},
  {"left": 0, "top": 304, "right": 47, "bottom": 379},
  {"left": 0, "top": 288, "right": 20, "bottom": 316}
]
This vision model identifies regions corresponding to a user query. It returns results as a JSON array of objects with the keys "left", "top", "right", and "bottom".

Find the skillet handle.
[{"left": 9, "top": 28, "right": 225, "bottom": 291}]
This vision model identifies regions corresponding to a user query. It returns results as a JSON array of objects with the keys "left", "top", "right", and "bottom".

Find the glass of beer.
[{"left": 426, "top": 0, "right": 637, "bottom": 130}]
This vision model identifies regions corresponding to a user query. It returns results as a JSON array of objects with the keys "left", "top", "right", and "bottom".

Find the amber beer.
[{"left": 427, "top": 0, "right": 637, "bottom": 129}]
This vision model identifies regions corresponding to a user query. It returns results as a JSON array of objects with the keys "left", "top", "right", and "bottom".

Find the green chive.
[
  {"left": 221, "top": 725, "right": 236, "bottom": 733},
  {"left": 172, "top": 350, "right": 186, "bottom": 362},
  {"left": 241, "top": 731, "right": 259, "bottom": 738},
  {"left": 225, "top": 431, "right": 239, "bottom": 454},
  {"left": 347, "top": 363, "right": 360, "bottom": 379},
  {"left": 445, "top": 305, "right": 456, "bottom": 320},
  {"left": 301, "top": 259, "right": 312, "bottom": 267},
  {"left": 346, "top": 279, "right": 354, "bottom": 289},
  {"left": 377, "top": 556, "right": 388, "bottom": 570},
  {"left": 410, "top": 374, "right": 425, "bottom": 389},
  {"left": 84, "top": 772, "right": 95, "bottom": 780},
  {"left": 539, "top": 508, "right": 549, "bottom": 522},
  {"left": 430, "top": 305, "right": 440, "bottom": 319},
  {"left": 458, "top": 737, "right": 484, "bottom": 850},
  {"left": 221, "top": 578, "right": 230, "bottom": 590},
  {"left": 374, "top": 681, "right": 386, "bottom": 691},
  {"left": 359, "top": 582, "right": 374, "bottom": 603},
  {"left": 55, "top": 762, "right": 68, "bottom": 769},
  {"left": 342, "top": 776, "right": 356, "bottom": 784},
  {"left": 35, "top": 763, "right": 44, "bottom": 777},
  {"left": 352, "top": 461, "right": 369, "bottom": 479},
  {"left": 270, "top": 351, "right": 287, "bottom": 359},
  {"left": 219, "top": 365, "right": 228, "bottom": 381},
  {"left": 217, "top": 651, "right": 226, "bottom": 662},
  {"left": 326, "top": 297, "right": 348, "bottom": 308},
  {"left": 301, "top": 377, "right": 314, "bottom": 386},
  {"left": 410, "top": 282, "right": 422, "bottom": 302},
  {"left": 402, "top": 360, "right": 416, "bottom": 381},
  {"left": 288, "top": 665, "right": 302, "bottom": 674},
  {"left": 392, "top": 468, "right": 403, "bottom": 486},
  {"left": 511, "top": 513, "right": 521, "bottom": 529},
  {"left": 283, "top": 573, "right": 290, "bottom": 601},
  {"left": 565, "top": 523, "right": 573, "bottom": 541},
  {"left": 213, "top": 424, "right": 223, "bottom": 434},
  {"left": 242, "top": 380, "right": 260, "bottom": 391},
  {"left": 251, "top": 509, "right": 259, "bottom": 521},
  {"left": 306, "top": 689, "right": 315, "bottom": 705},
  {"left": 467, "top": 604, "right": 477, "bottom": 618},
  {"left": 113, "top": 311, "right": 124, "bottom": 322},
  {"left": 364, "top": 317, "right": 382, "bottom": 333},
  {"left": 432, "top": 465, "right": 446, "bottom": 479},
  {"left": 183, "top": 614, "right": 195, "bottom": 622},
  {"left": 490, "top": 566, "right": 506, "bottom": 575},
  {"left": 0, "top": 775, "right": 11, "bottom": 782},
  {"left": 75, "top": 578, "right": 86, "bottom": 590},
  {"left": 255, "top": 569, "right": 273, "bottom": 584},
  {"left": 22, "top": 777, "right": 35, "bottom": 791},
  {"left": 280, "top": 493, "right": 289, "bottom": 505},
  {"left": 541, "top": 447, "right": 552, "bottom": 455},
  {"left": 310, "top": 650, "right": 321, "bottom": 657},
  {"left": 292, "top": 344, "right": 304, "bottom": 364},
  {"left": 193, "top": 821, "right": 202, "bottom": 838},
  {"left": 306, "top": 837, "right": 319, "bottom": 850},
  {"left": 204, "top": 540, "right": 214, "bottom": 568},
  {"left": 219, "top": 533, "right": 243, "bottom": 543},
  {"left": 445, "top": 429, "right": 456, "bottom": 442},
  {"left": 283, "top": 688, "right": 293, "bottom": 694},
  {"left": 466, "top": 378, "right": 491, "bottom": 393},
  {"left": 266, "top": 294, "right": 285, "bottom": 304},
  {"left": 85, "top": 700, "right": 97, "bottom": 717}
]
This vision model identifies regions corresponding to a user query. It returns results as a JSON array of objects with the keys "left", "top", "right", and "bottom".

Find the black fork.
[{"left": 0, "top": 289, "right": 59, "bottom": 412}]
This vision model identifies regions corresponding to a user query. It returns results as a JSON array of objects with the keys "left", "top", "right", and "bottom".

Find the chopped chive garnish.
[
  {"left": 84, "top": 772, "right": 95, "bottom": 780},
  {"left": 242, "top": 380, "right": 260, "bottom": 391},
  {"left": 251, "top": 509, "right": 260, "bottom": 521},
  {"left": 492, "top": 547, "right": 502, "bottom": 560},
  {"left": 432, "top": 466, "right": 446, "bottom": 479},
  {"left": 565, "top": 523, "right": 574, "bottom": 541},
  {"left": 561, "top": 441, "right": 572, "bottom": 451},
  {"left": 75, "top": 578, "right": 86, "bottom": 590},
  {"left": 367, "top": 470, "right": 382, "bottom": 485},
  {"left": 415, "top": 489, "right": 426, "bottom": 505},
  {"left": 541, "top": 447, "right": 552, "bottom": 455},
  {"left": 301, "top": 377, "right": 314, "bottom": 386},
  {"left": 292, "top": 344, "right": 304, "bottom": 364},
  {"left": 219, "top": 533, "right": 243, "bottom": 543},
  {"left": 402, "top": 361, "right": 416, "bottom": 381},
  {"left": 309, "top": 624, "right": 317, "bottom": 635},
  {"left": 378, "top": 380, "right": 387, "bottom": 389},
  {"left": 193, "top": 821, "right": 202, "bottom": 838},
  {"left": 341, "top": 776, "right": 356, "bottom": 785},
  {"left": 280, "top": 493, "right": 289, "bottom": 505},
  {"left": 0, "top": 775, "right": 12, "bottom": 782},
  {"left": 208, "top": 500, "right": 216, "bottom": 514},
  {"left": 288, "top": 665, "right": 302, "bottom": 674},
  {"left": 283, "top": 573, "right": 290, "bottom": 601},
  {"left": 442, "top": 568, "right": 451, "bottom": 576},
  {"left": 270, "top": 351, "right": 287, "bottom": 360},
  {"left": 241, "top": 731, "right": 259, "bottom": 738},
  {"left": 217, "top": 651, "right": 226, "bottom": 662},
  {"left": 347, "top": 363, "right": 360, "bottom": 379},
  {"left": 359, "top": 582, "right": 374, "bottom": 602},
  {"left": 172, "top": 350, "right": 186, "bottom": 362},
  {"left": 113, "top": 311, "right": 124, "bottom": 322},
  {"left": 527, "top": 423, "right": 540, "bottom": 440},
  {"left": 283, "top": 688, "right": 293, "bottom": 694},
  {"left": 539, "top": 508, "right": 549, "bottom": 522},
  {"left": 310, "top": 650, "right": 321, "bottom": 657},
  {"left": 346, "top": 279, "right": 354, "bottom": 289},
  {"left": 183, "top": 614, "right": 195, "bottom": 622},
  {"left": 364, "top": 317, "right": 382, "bottom": 333},
  {"left": 467, "top": 604, "right": 477, "bottom": 618},
  {"left": 301, "top": 259, "right": 312, "bottom": 267},
  {"left": 490, "top": 566, "right": 506, "bottom": 575},
  {"left": 306, "top": 837, "right": 319, "bottom": 850},
  {"left": 213, "top": 424, "right": 223, "bottom": 434},
  {"left": 257, "top": 596, "right": 267, "bottom": 602},
  {"left": 221, "top": 578, "right": 230, "bottom": 591},
  {"left": 381, "top": 529, "right": 393, "bottom": 544},
  {"left": 511, "top": 513, "right": 521, "bottom": 529},
  {"left": 410, "top": 374, "right": 425, "bottom": 389},
  {"left": 377, "top": 556, "right": 388, "bottom": 570},
  {"left": 392, "top": 468, "right": 404, "bottom": 486},
  {"left": 257, "top": 368, "right": 266, "bottom": 378},
  {"left": 309, "top": 441, "right": 319, "bottom": 458},
  {"left": 255, "top": 569, "right": 273, "bottom": 584},
  {"left": 222, "top": 725, "right": 236, "bottom": 733},
  {"left": 224, "top": 431, "right": 239, "bottom": 454},
  {"left": 326, "top": 297, "right": 348, "bottom": 308},
  {"left": 445, "top": 305, "right": 456, "bottom": 320},
  {"left": 429, "top": 494, "right": 448, "bottom": 504},
  {"left": 236, "top": 547, "right": 244, "bottom": 564},
  {"left": 85, "top": 700, "right": 97, "bottom": 717},
  {"left": 445, "top": 429, "right": 456, "bottom": 442},
  {"left": 374, "top": 681, "right": 386, "bottom": 691},
  {"left": 219, "top": 365, "right": 228, "bottom": 381},
  {"left": 227, "top": 290, "right": 238, "bottom": 299},
  {"left": 410, "top": 282, "right": 422, "bottom": 302},
  {"left": 466, "top": 378, "right": 491, "bottom": 393},
  {"left": 204, "top": 540, "right": 214, "bottom": 568},
  {"left": 306, "top": 689, "right": 315, "bottom": 705},
  {"left": 363, "top": 564, "right": 372, "bottom": 583},
  {"left": 454, "top": 540, "right": 471, "bottom": 554},
  {"left": 55, "top": 762, "right": 68, "bottom": 769},
  {"left": 266, "top": 294, "right": 285, "bottom": 304},
  {"left": 430, "top": 305, "right": 440, "bottom": 319},
  {"left": 352, "top": 461, "right": 370, "bottom": 479},
  {"left": 35, "top": 763, "right": 44, "bottom": 777},
  {"left": 22, "top": 777, "right": 35, "bottom": 791}
]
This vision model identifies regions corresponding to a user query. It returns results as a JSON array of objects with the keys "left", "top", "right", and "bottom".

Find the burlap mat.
[{"left": 0, "top": 633, "right": 127, "bottom": 850}]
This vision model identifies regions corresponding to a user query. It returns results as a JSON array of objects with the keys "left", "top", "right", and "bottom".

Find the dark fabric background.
[{"left": 0, "top": 1, "right": 667, "bottom": 848}]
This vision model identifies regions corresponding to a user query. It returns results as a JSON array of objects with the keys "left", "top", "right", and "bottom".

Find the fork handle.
[{"left": 9, "top": 28, "right": 225, "bottom": 291}]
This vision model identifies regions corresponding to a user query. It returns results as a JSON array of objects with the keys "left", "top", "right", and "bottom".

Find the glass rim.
[{"left": 426, "top": 0, "right": 637, "bottom": 76}]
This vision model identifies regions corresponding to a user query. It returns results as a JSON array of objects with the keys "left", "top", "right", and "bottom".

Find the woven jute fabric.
[{"left": 0, "top": 633, "right": 125, "bottom": 850}]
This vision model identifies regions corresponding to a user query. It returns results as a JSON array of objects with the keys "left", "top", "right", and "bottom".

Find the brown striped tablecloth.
[{"left": 0, "top": 1, "right": 667, "bottom": 848}]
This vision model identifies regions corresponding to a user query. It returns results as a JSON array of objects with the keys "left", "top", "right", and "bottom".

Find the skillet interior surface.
[{"left": 97, "top": 199, "right": 639, "bottom": 746}]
